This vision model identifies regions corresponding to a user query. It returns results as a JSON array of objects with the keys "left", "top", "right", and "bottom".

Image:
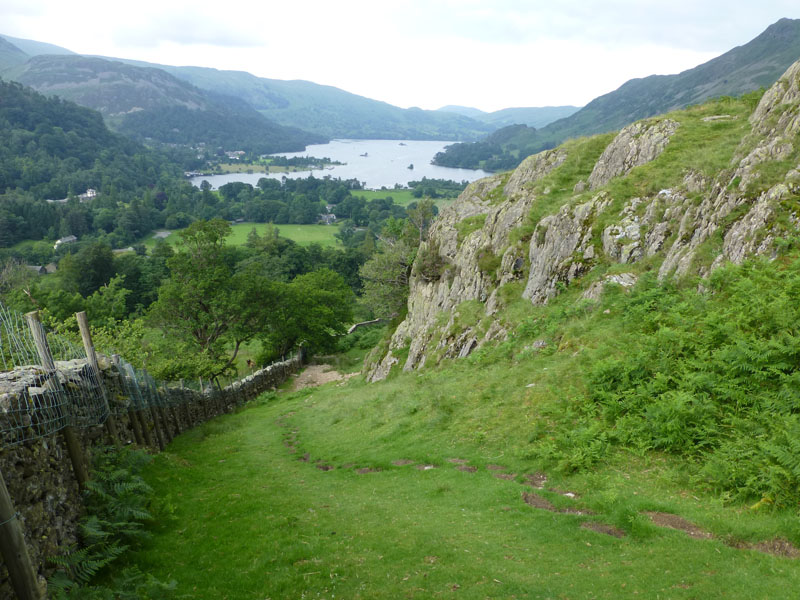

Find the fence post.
[
  {"left": 142, "top": 370, "right": 167, "bottom": 451},
  {"left": 199, "top": 377, "right": 209, "bottom": 421},
  {"left": 24, "top": 311, "right": 89, "bottom": 488},
  {"left": 112, "top": 355, "right": 142, "bottom": 446},
  {"left": 0, "top": 468, "right": 44, "bottom": 600},
  {"left": 75, "top": 312, "right": 120, "bottom": 447},
  {"left": 152, "top": 382, "right": 173, "bottom": 443},
  {"left": 164, "top": 386, "right": 182, "bottom": 435},
  {"left": 179, "top": 380, "right": 192, "bottom": 427}
]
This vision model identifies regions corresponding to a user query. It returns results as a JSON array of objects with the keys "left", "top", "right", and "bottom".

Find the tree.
[
  {"left": 359, "top": 218, "right": 417, "bottom": 319},
  {"left": 260, "top": 269, "right": 353, "bottom": 359},
  {"left": 149, "top": 219, "right": 271, "bottom": 377}
]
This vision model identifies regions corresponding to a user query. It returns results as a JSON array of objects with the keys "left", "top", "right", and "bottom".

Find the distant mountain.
[
  {"left": 0, "top": 37, "right": 28, "bottom": 70},
  {"left": 437, "top": 105, "right": 581, "bottom": 129},
  {"left": 109, "top": 60, "right": 494, "bottom": 141},
  {"left": 434, "top": 18, "right": 800, "bottom": 170},
  {"left": 0, "top": 34, "right": 74, "bottom": 58},
  {"left": 0, "top": 34, "right": 494, "bottom": 143},
  {"left": 438, "top": 105, "right": 487, "bottom": 119},
  {"left": 2, "top": 54, "right": 324, "bottom": 153}
]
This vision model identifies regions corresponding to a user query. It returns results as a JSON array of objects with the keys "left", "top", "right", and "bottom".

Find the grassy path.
[{"left": 130, "top": 375, "right": 800, "bottom": 599}]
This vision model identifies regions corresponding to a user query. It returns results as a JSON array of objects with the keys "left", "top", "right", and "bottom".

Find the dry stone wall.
[{"left": 0, "top": 354, "right": 301, "bottom": 598}]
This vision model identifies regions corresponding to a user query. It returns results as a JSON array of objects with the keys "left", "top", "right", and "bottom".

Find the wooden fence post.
[
  {"left": 112, "top": 355, "right": 146, "bottom": 447},
  {"left": 75, "top": 312, "right": 120, "bottom": 447},
  {"left": 152, "top": 383, "right": 173, "bottom": 443},
  {"left": 0, "top": 468, "right": 44, "bottom": 600},
  {"left": 164, "top": 386, "right": 182, "bottom": 435},
  {"left": 199, "top": 377, "right": 208, "bottom": 421},
  {"left": 25, "top": 311, "right": 89, "bottom": 488}
]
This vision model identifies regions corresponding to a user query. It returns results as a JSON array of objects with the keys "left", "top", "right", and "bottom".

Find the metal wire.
[{"left": 0, "top": 301, "right": 299, "bottom": 448}]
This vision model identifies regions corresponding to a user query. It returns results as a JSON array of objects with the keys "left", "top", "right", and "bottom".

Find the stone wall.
[{"left": 0, "top": 354, "right": 301, "bottom": 598}]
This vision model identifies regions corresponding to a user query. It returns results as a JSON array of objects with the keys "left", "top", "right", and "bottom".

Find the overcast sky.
[{"left": 3, "top": 1, "right": 799, "bottom": 112}]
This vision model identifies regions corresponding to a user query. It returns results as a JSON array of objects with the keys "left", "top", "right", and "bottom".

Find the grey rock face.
[
  {"left": 522, "top": 195, "right": 610, "bottom": 304},
  {"left": 365, "top": 58, "right": 800, "bottom": 382},
  {"left": 365, "top": 147, "right": 568, "bottom": 381},
  {"left": 588, "top": 119, "right": 680, "bottom": 190}
]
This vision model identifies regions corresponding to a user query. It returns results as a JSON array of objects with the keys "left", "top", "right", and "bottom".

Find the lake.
[{"left": 189, "top": 139, "right": 491, "bottom": 190}]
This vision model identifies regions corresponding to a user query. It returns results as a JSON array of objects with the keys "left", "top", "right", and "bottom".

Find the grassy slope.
[{"left": 132, "top": 348, "right": 800, "bottom": 598}]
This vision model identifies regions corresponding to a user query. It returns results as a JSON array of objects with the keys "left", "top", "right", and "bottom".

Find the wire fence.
[
  {"left": 0, "top": 302, "right": 286, "bottom": 449},
  {"left": 0, "top": 304, "right": 111, "bottom": 446}
]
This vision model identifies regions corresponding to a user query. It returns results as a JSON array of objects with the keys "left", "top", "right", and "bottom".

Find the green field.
[
  {"left": 357, "top": 189, "right": 458, "bottom": 209},
  {"left": 143, "top": 222, "right": 341, "bottom": 250}
]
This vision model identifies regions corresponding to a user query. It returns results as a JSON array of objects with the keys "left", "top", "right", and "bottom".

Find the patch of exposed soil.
[
  {"left": 730, "top": 538, "right": 800, "bottom": 559},
  {"left": 486, "top": 464, "right": 506, "bottom": 471},
  {"left": 456, "top": 465, "right": 477, "bottom": 473},
  {"left": 494, "top": 473, "right": 517, "bottom": 481},
  {"left": 522, "top": 492, "right": 557, "bottom": 511},
  {"left": 645, "top": 512, "right": 712, "bottom": 539},
  {"left": 392, "top": 459, "right": 415, "bottom": 466},
  {"left": 416, "top": 464, "right": 437, "bottom": 470},
  {"left": 293, "top": 365, "right": 356, "bottom": 390},
  {"left": 447, "top": 458, "right": 469, "bottom": 464},
  {"left": 316, "top": 463, "right": 334, "bottom": 471},
  {"left": 522, "top": 472, "right": 548, "bottom": 489},
  {"left": 522, "top": 491, "right": 593, "bottom": 515},
  {"left": 550, "top": 487, "right": 579, "bottom": 499},
  {"left": 581, "top": 522, "right": 626, "bottom": 538},
  {"left": 357, "top": 467, "right": 381, "bottom": 474}
]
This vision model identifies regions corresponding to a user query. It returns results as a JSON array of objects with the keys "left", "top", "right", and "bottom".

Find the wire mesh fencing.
[
  {"left": 0, "top": 304, "right": 108, "bottom": 445},
  {"left": 0, "top": 302, "right": 300, "bottom": 449}
]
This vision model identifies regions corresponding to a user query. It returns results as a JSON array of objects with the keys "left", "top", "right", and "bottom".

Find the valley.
[{"left": 1, "top": 13, "right": 800, "bottom": 600}]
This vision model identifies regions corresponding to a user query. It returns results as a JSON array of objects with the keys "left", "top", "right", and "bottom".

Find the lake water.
[{"left": 189, "top": 139, "right": 491, "bottom": 190}]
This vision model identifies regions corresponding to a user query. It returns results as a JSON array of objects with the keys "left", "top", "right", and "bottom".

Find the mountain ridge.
[
  {"left": 2, "top": 53, "right": 325, "bottom": 154},
  {"left": 433, "top": 18, "right": 800, "bottom": 170}
]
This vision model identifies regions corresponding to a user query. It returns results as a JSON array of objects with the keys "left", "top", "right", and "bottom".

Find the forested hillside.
[
  {"left": 3, "top": 55, "right": 325, "bottom": 154},
  {"left": 0, "top": 79, "right": 179, "bottom": 200},
  {"left": 90, "top": 60, "right": 495, "bottom": 141}
]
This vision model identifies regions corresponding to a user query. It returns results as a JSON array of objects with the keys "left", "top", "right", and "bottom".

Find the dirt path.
[{"left": 291, "top": 364, "right": 356, "bottom": 390}]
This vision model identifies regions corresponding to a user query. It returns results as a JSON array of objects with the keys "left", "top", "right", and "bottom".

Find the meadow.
[
  {"left": 143, "top": 222, "right": 341, "bottom": 250},
  {"left": 357, "top": 188, "right": 458, "bottom": 209}
]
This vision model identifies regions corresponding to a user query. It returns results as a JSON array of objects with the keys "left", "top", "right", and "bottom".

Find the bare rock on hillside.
[
  {"left": 522, "top": 195, "right": 610, "bottom": 304},
  {"left": 588, "top": 118, "right": 680, "bottom": 190}
]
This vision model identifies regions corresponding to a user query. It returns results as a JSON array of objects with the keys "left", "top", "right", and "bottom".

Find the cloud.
[
  {"left": 395, "top": 0, "right": 798, "bottom": 52},
  {"left": 112, "top": 11, "right": 263, "bottom": 48}
]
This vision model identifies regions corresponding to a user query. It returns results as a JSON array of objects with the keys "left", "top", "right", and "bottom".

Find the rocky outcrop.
[
  {"left": 522, "top": 195, "right": 609, "bottom": 304},
  {"left": 659, "top": 61, "right": 800, "bottom": 279},
  {"left": 366, "top": 58, "right": 800, "bottom": 381},
  {"left": 588, "top": 119, "right": 680, "bottom": 189},
  {"left": 365, "top": 150, "right": 567, "bottom": 381}
]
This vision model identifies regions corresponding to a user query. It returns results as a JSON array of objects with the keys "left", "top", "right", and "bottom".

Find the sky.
[{"left": 2, "top": 0, "right": 799, "bottom": 112}]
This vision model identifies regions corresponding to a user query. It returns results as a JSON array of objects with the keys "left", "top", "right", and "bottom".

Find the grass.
[
  {"left": 129, "top": 360, "right": 800, "bottom": 599},
  {"left": 357, "top": 189, "right": 459, "bottom": 209},
  {"left": 142, "top": 222, "right": 342, "bottom": 251},
  {"left": 124, "top": 244, "right": 800, "bottom": 597}
]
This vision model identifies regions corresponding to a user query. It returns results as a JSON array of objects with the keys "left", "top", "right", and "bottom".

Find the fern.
[{"left": 47, "top": 447, "right": 176, "bottom": 596}]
